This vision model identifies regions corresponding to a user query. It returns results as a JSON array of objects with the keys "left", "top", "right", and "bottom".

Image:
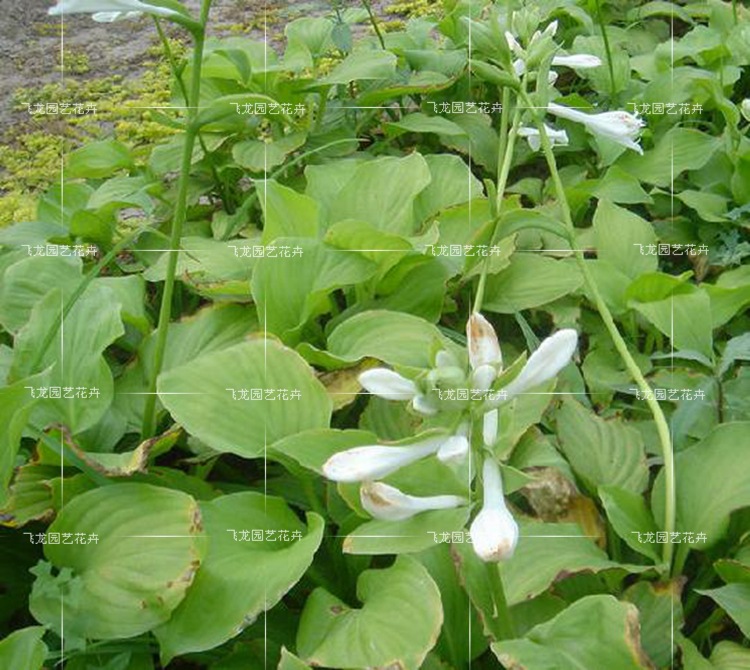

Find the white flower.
[
  {"left": 482, "top": 409, "right": 498, "bottom": 447},
  {"left": 518, "top": 124, "right": 569, "bottom": 151},
  {"left": 48, "top": 0, "right": 181, "bottom": 19},
  {"left": 92, "top": 10, "right": 141, "bottom": 21},
  {"left": 467, "top": 312, "right": 502, "bottom": 371},
  {"left": 498, "top": 329, "right": 578, "bottom": 402},
  {"left": 470, "top": 458, "right": 518, "bottom": 561},
  {"left": 547, "top": 102, "right": 645, "bottom": 154},
  {"left": 551, "top": 54, "right": 602, "bottom": 69},
  {"left": 437, "top": 425, "right": 470, "bottom": 462},
  {"left": 359, "top": 368, "right": 418, "bottom": 401},
  {"left": 741, "top": 99, "right": 750, "bottom": 122},
  {"left": 412, "top": 393, "right": 438, "bottom": 416},
  {"left": 322, "top": 436, "right": 448, "bottom": 483},
  {"left": 360, "top": 482, "right": 466, "bottom": 521},
  {"left": 505, "top": 31, "right": 523, "bottom": 57}
]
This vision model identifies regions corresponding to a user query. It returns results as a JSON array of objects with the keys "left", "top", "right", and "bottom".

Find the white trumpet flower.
[
  {"left": 547, "top": 102, "right": 645, "bottom": 154},
  {"left": 499, "top": 329, "right": 578, "bottom": 402},
  {"left": 518, "top": 124, "right": 569, "bottom": 151},
  {"left": 741, "top": 99, "right": 750, "bottom": 122},
  {"left": 91, "top": 10, "right": 140, "bottom": 20},
  {"left": 48, "top": 0, "right": 181, "bottom": 19},
  {"left": 470, "top": 458, "right": 519, "bottom": 561},
  {"left": 322, "top": 436, "right": 448, "bottom": 483},
  {"left": 359, "top": 368, "right": 418, "bottom": 401},
  {"left": 360, "top": 482, "right": 466, "bottom": 521},
  {"left": 551, "top": 54, "right": 602, "bottom": 69},
  {"left": 482, "top": 409, "right": 499, "bottom": 447}
]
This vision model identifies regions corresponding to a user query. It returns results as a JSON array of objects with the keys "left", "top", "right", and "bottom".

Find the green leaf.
[
  {"left": 556, "top": 398, "right": 649, "bottom": 494},
  {"left": 158, "top": 339, "right": 332, "bottom": 458},
  {"left": 66, "top": 140, "right": 133, "bottom": 179},
  {"left": 343, "top": 508, "right": 471, "bottom": 555},
  {"left": 258, "top": 180, "right": 319, "bottom": 244},
  {"left": 629, "top": 288, "right": 714, "bottom": 362},
  {"left": 500, "top": 521, "right": 649, "bottom": 605},
  {"left": 414, "top": 154, "right": 483, "bottom": 223},
  {"left": 29, "top": 483, "right": 205, "bottom": 640},
  {"left": 653, "top": 423, "right": 750, "bottom": 549},
  {"left": 492, "top": 595, "right": 653, "bottom": 669},
  {"left": 618, "top": 128, "right": 722, "bottom": 187},
  {"left": 297, "top": 310, "right": 453, "bottom": 370},
  {"left": 0, "top": 627, "right": 47, "bottom": 670},
  {"left": 297, "top": 556, "right": 443, "bottom": 669},
  {"left": 320, "top": 49, "right": 397, "bottom": 84},
  {"left": 233, "top": 134, "right": 307, "bottom": 173},
  {"left": 711, "top": 641, "right": 750, "bottom": 669},
  {"left": 0, "top": 255, "right": 82, "bottom": 333},
  {"left": 12, "top": 284, "right": 124, "bottom": 434},
  {"left": 328, "top": 154, "right": 432, "bottom": 235},
  {"left": 697, "top": 583, "right": 750, "bottom": 638},
  {"left": 624, "top": 580, "right": 683, "bottom": 667},
  {"left": 154, "top": 493, "right": 324, "bottom": 662},
  {"left": 483, "top": 255, "right": 583, "bottom": 313},
  {"left": 0, "top": 374, "right": 43, "bottom": 507},
  {"left": 594, "top": 200, "right": 657, "bottom": 279},
  {"left": 599, "top": 486, "right": 661, "bottom": 562},
  {"left": 251, "top": 237, "right": 375, "bottom": 340},
  {"left": 386, "top": 113, "right": 467, "bottom": 138}
]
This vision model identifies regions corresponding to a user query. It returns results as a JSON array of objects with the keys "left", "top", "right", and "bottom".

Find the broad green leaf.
[
  {"left": 12, "top": 285, "right": 123, "bottom": 434},
  {"left": 269, "top": 428, "right": 378, "bottom": 474},
  {"left": 618, "top": 127, "right": 722, "bottom": 187},
  {"left": 158, "top": 339, "right": 332, "bottom": 458},
  {"left": 483, "top": 255, "right": 583, "bottom": 313},
  {"left": 343, "top": 508, "right": 471, "bottom": 555},
  {"left": 696, "top": 583, "right": 750, "bottom": 638},
  {"left": 258, "top": 180, "right": 319, "bottom": 244},
  {"left": 155, "top": 493, "right": 324, "bottom": 662},
  {"left": 0, "top": 374, "right": 43, "bottom": 507},
  {"left": 328, "top": 154, "right": 432, "bottom": 235},
  {"left": 594, "top": 200, "right": 657, "bottom": 279},
  {"left": 297, "top": 556, "right": 443, "bottom": 669},
  {"left": 29, "top": 483, "right": 205, "bottom": 640},
  {"left": 653, "top": 423, "right": 750, "bottom": 548},
  {"left": 251, "top": 237, "right": 375, "bottom": 340},
  {"left": 140, "top": 303, "right": 256, "bottom": 379},
  {"left": 37, "top": 183, "right": 93, "bottom": 228},
  {"left": 67, "top": 140, "right": 133, "bottom": 179},
  {"left": 297, "top": 310, "right": 454, "bottom": 370},
  {"left": 624, "top": 580, "right": 683, "bottom": 667},
  {"left": 589, "top": 166, "right": 653, "bottom": 204},
  {"left": 0, "top": 627, "right": 47, "bottom": 670},
  {"left": 629, "top": 288, "right": 714, "bottom": 362},
  {"left": 556, "top": 398, "right": 649, "bottom": 494},
  {"left": 324, "top": 219, "right": 411, "bottom": 277},
  {"left": 0, "top": 255, "right": 82, "bottom": 333},
  {"left": 711, "top": 641, "right": 750, "bottom": 669},
  {"left": 413, "top": 154, "right": 483, "bottom": 223},
  {"left": 233, "top": 133, "right": 306, "bottom": 173},
  {"left": 492, "top": 595, "right": 653, "bottom": 669},
  {"left": 320, "top": 49, "right": 397, "bottom": 84},
  {"left": 385, "top": 113, "right": 467, "bottom": 138},
  {"left": 500, "top": 521, "right": 649, "bottom": 605},
  {"left": 599, "top": 486, "right": 661, "bottom": 562}
]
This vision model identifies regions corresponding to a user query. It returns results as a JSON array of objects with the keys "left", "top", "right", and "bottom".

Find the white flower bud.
[
  {"left": 360, "top": 482, "right": 466, "bottom": 521},
  {"left": 466, "top": 312, "right": 502, "bottom": 371},
  {"left": 322, "top": 436, "right": 446, "bottom": 483},
  {"left": 482, "top": 409, "right": 499, "bottom": 447},
  {"left": 470, "top": 458, "right": 518, "bottom": 562},
  {"left": 359, "top": 368, "right": 418, "bottom": 401},
  {"left": 552, "top": 54, "right": 602, "bottom": 69}
]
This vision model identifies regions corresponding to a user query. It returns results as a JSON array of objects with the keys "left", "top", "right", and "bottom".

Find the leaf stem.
[
  {"left": 142, "top": 2, "right": 212, "bottom": 438},
  {"left": 360, "top": 0, "right": 386, "bottom": 50},
  {"left": 520, "top": 90, "right": 675, "bottom": 571}
]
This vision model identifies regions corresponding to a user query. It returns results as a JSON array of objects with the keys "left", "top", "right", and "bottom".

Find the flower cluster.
[
  {"left": 501, "top": 17, "right": 645, "bottom": 155},
  {"left": 322, "top": 312, "right": 578, "bottom": 562}
]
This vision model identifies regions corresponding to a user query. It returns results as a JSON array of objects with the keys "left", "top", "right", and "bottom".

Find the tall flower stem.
[
  {"left": 486, "top": 563, "right": 515, "bottom": 640},
  {"left": 142, "top": 1, "right": 212, "bottom": 438},
  {"left": 474, "top": 84, "right": 524, "bottom": 313},
  {"left": 521, "top": 90, "right": 675, "bottom": 570}
]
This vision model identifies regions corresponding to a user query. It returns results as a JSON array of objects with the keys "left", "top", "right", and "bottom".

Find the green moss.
[
  {"left": 385, "top": 0, "right": 441, "bottom": 18},
  {"left": 57, "top": 49, "right": 90, "bottom": 75}
]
